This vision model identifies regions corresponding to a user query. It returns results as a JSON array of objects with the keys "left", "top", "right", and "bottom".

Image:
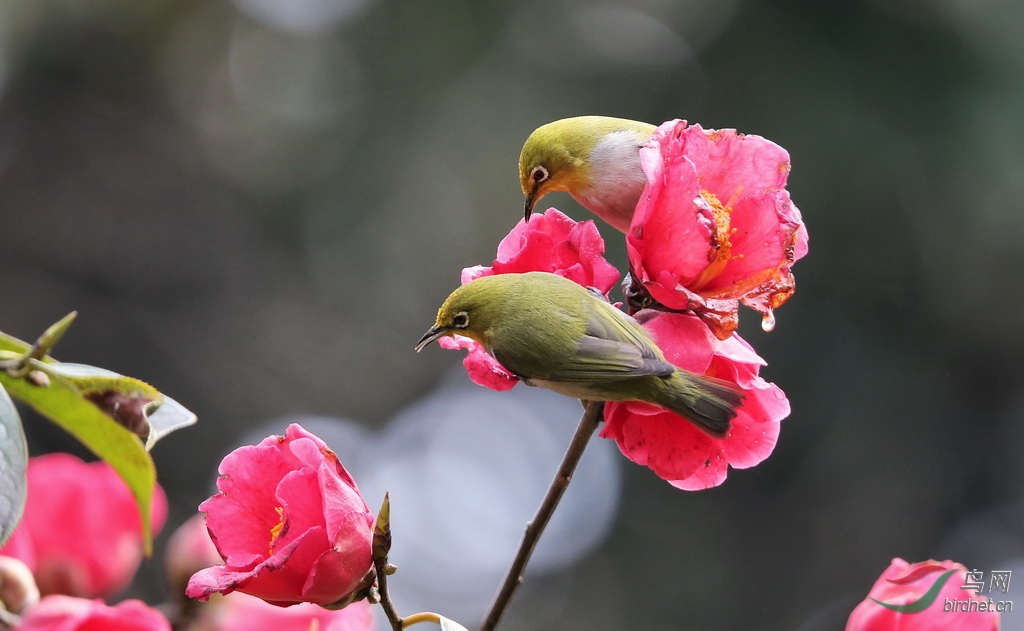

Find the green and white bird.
[
  {"left": 415, "top": 271, "right": 743, "bottom": 437},
  {"left": 519, "top": 116, "right": 656, "bottom": 233}
]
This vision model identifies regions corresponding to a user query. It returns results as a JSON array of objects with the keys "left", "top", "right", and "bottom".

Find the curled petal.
[{"left": 439, "top": 335, "right": 519, "bottom": 391}]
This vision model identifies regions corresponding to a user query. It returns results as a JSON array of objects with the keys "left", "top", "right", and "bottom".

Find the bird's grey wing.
[{"left": 544, "top": 302, "right": 675, "bottom": 383}]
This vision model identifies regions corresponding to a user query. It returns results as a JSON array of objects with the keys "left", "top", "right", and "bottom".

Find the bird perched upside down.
[
  {"left": 415, "top": 272, "right": 743, "bottom": 437},
  {"left": 519, "top": 116, "right": 656, "bottom": 233}
]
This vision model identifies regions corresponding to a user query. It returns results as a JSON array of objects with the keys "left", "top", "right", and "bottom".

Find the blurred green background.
[{"left": 2, "top": 0, "right": 1023, "bottom": 628}]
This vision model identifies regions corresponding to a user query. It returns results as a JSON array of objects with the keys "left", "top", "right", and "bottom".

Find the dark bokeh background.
[{"left": 3, "top": 0, "right": 1023, "bottom": 628}]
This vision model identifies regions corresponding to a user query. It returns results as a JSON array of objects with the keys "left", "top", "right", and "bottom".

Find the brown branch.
[
  {"left": 478, "top": 400, "right": 605, "bottom": 631},
  {"left": 374, "top": 559, "right": 404, "bottom": 631}
]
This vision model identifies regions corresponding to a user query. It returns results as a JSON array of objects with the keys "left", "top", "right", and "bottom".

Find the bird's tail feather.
[{"left": 659, "top": 373, "right": 744, "bottom": 439}]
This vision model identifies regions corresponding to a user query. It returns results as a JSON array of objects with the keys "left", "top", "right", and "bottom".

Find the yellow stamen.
[
  {"left": 269, "top": 506, "right": 285, "bottom": 555},
  {"left": 690, "top": 189, "right": 735, "bottom": 290}
]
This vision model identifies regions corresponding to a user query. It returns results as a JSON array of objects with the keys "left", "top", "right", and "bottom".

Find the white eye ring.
[
  {"left": 530, "top": 165, "right": 549, "bottom": 183},
  {"left": 452, "top": 312, "right": 469, "bottom": 328}
]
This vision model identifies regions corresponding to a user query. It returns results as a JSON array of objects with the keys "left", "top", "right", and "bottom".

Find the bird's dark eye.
[
  {"left": 530, "top": 165, "right": 548, "bottom": 183},
  {"left": 452, "top": 312, "right": 469, "bottom": 328}
]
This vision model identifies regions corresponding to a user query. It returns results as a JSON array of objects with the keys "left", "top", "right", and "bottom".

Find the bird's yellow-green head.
[
  {"left": 519, "top": 116, "right": 657, "bottom": 231},
  {"left": 519, "top": 118, "right": 600, "bottom": 221},
  {"left": 414, "top": 279, "right": 503, "bottom": 352}
]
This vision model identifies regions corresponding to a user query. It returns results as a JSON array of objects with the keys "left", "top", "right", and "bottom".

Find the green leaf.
[
  {"left": 38, "top": 362, "right": 164, "bottom": 440},
  {"left": 0, "top": 321, "right": 198, "bottom": 554},
  {"left": 0, "top": 333, "right": 196, "bottom": 450},
  {"left": 0, "top": 365, "right": 159, "bottom": 553},
  {"left": 0, "top": 385, "right": 28, "bottom": 548}
]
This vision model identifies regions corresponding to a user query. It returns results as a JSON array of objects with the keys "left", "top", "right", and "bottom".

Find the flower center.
[
  {"left": 690, "top": 189, "right": 736, "bottom": 290},
  {"left": 269, "top": 506, "right": 285, "bottom": 554}
]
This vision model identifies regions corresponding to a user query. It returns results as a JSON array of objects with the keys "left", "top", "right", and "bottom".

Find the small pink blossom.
[
  {"left": 186, "top": 424, "right": 375, "bottom": 608},
  {"left": 0, "top": 453, "right": 168, "bottom": 599},
  {"left": 448, "top": 208, "right": 620, "bottom": 391},
  {"left": 17, "top": 595, "right": 171, "bottom": 631},
  {"left": 466, "top": 208, "right": 620, "bottom": 291},
  {"left": 202, "top": 592, "right": 374, "bottom": 631},
  {"left": 627, "top": 120, "right": 808, "bottom": 339},
  {"left": 601, "top": 311, "right": 789, "bottom": 489},
  {"left": 847, "top": 558, "right": 1001, "bottom": 630},
  {"left": 165, "top": 514, "right": 223, "bottom": 596}
]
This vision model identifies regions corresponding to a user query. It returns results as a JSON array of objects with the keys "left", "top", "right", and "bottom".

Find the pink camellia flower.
[
  {"left": 200, "top": 592, "right": 374, "bottom": 631},
  {"left": 847, "top": 558, "right": 1001, "bottom": 630},
  {"left": 0, "top": 453, "right": 168, "bottom": 599},
  {"left": 441, "top": 208, "right": 621, "bottom": 391},
  {"left": 186, "top": 424, "right": 376, "bottom": 608},
  {"left": 601, "top": 311, "right": 789, "bottom": 489},
  {"left": 18, "top": 595, "right": 171, "bottom": 631},
  {"left": 627, "top": 120, "right": 808, "bottom": 339}
]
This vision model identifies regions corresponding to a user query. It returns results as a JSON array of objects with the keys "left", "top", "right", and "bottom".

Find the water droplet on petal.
[{"left": 761, "top": 309, "right": 776, "bottom": 332}]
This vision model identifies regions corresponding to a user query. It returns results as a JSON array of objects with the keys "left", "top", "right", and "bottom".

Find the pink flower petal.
[
  {"left": 631, "top": 137, "right": 715, "bottom": 293},
  {"left": 601, "top": 403, "right": 707, "bottom": 481},
  {"left": 317, "top": 453, "right": 373, "bottom": 547},
  {"left": 185, "top": 528, "right": 315, "bottom": 601},
  {"left": 201, "top": 444, "right": 297, "bottom": 567},
  {"left": 244, "top": 526, "right": 332, "bottom": 605},
  {"left": 439, "top": 335, "right": 519, "bottom": 391},
  {"left": 301, "top": 512, "right": 375, "bottom": 605},
  {"left": 484, "top": 208, "right": 620, "bottom": 295},
  {"left": 601, "top": 312, "right": 789, "bottom": 490},
  {"left": 705, "top": 192, "right": 793, "bottom": 293},
  {"left": 18, "top": 595, "right": 171, "bottom": 631},
  {"left": 678, "top": 124, "right": 791, "bottom": 200},
  {"left": 212, "top": 592, "right": 374, "bottom": 631}
]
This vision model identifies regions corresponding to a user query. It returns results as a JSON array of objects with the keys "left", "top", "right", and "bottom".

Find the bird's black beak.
[
  {"left": 524, "top": 181, "right": 542, "bottom": 223},
  {"left": 415, "top": 325, "right": 448, "bottom": 353}
]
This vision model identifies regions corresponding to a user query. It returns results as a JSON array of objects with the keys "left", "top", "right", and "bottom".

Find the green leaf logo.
[{"left": 870, "top": 568, "right": 958, "bottom": 613}]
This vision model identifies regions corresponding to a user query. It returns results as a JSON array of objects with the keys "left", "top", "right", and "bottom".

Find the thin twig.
[
  {"left": 479, "top": 400, "right": 605, "bottom": 631},
  {"left": 374, "top": 559, "right": 404, "bottom": 631},
  {"left": 402, "top": 612, "right": 443, "bottom": 626}
]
